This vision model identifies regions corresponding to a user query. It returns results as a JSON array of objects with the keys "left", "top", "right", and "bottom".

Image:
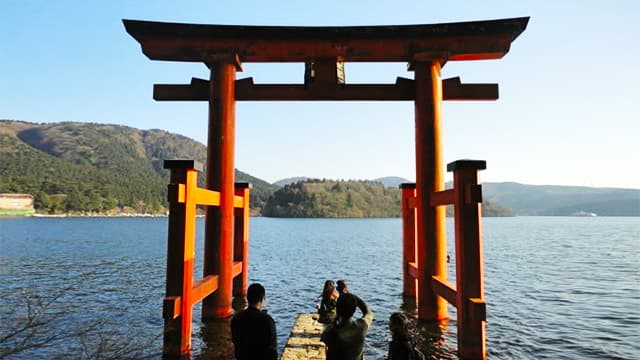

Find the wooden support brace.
[
  {"left": 232, "top": 261, "right": 243, "bottom": 277},
  {"left": 430, "top": 189, "right": 455, "bottom": 206},
  {"left": 194, "top": 188, "right": 221, "bottom": 206},
  {"left": 163, "top": 296, "right": 182, "bottom": 320},
  {"left": 431, "top": 276, "right": 457, "bottom": 306},
  {"left": 168, "top": 183, "right": 243, "bottom": 207},
  {"left": 233, "top": 195, "right": 245, "bottom": 208},
  {"left": 191, "top": 275, "right": 220, "bottom": 306}
]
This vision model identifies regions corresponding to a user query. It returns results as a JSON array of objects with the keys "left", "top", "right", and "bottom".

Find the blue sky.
[{"left": 1, "top": 0, "right": 638, "bottom": 188}]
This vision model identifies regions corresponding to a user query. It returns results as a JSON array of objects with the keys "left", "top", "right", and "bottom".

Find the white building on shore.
[{"left": 0, "top": 193, "right": 35, "bottom": 216}]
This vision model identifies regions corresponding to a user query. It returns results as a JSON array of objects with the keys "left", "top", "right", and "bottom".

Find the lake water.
[{"left": 0, "top": 217, "right": 638, "bottom": 359}]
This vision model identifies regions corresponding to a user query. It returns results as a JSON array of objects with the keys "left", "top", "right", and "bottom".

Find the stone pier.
[{"left": 280, "top": 313, "right": 325, "bottom": 360}]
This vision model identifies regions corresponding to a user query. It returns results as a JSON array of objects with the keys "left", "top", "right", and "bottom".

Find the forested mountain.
[
  {"left": 263, "top": 179, "right": 401, "bottom": 218},
  {"left": 0, "top": 120, "right": 276, "bottom": 213},
  {"left": 274, "top": 176, "right": 411, "bottom": 189},
  {"left": 4, "top": 120, "right": 632, "bottom": 217},
  {"left": 262, "top": 179, "right": 513, "bottom": 218}
]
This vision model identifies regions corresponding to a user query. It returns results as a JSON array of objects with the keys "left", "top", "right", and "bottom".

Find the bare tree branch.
[{"left": 1, "top": 286, "right": 162, "bottom": 359}]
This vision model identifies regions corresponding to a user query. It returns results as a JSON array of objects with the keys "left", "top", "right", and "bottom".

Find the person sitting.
[
  {"left": 337, "top": 279, "right": 349, "bottom": 295},
  {"left": 230, "top": 283, "right": 278, "bottom": 360},
  {"left": 321, "top": 293, "right": 374, "bottom": 360},
  {"left": 387, "top": 312, "right": 424, "bottom": 360},
  {"left": 317, "top": 280, "right": 339, "bottom": 324}
]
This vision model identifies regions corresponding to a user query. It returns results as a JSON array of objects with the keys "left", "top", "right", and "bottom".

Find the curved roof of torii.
[{"left": 123, "top": 17, "right": 529, "bottom": 63}]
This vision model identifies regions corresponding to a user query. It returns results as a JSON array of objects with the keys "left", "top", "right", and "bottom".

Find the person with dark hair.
[
  {"left": 317, "top": 280, "right": 339, "bottom": 324},
  {"left": 320, "top": 293, "right": 374, "bottom": 360},
  {"left": 336, "top": 279, "right": 349, "bottom": 295},
  {"left": 387, "top": 312, "right": 421, "bottom": 359},
  {"left": 230, "top": 283, "right": 278, "bottom": 360}
]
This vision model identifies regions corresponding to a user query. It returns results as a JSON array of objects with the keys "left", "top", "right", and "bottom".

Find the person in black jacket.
[
  {"left": 321, "top": 293, "right": 374, "bottom": 360},
  {"left": 230, "top": 283, "right": 277, "bottom": 360}
]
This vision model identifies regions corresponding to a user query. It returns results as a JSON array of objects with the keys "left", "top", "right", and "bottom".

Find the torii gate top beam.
[{"left": 123, "top": 17, "right": 529, "bottom": 63}]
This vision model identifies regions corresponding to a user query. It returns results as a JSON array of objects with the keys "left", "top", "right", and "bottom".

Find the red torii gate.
[{"left": 124, "top": 17, "right": 528, "bottom": 359}]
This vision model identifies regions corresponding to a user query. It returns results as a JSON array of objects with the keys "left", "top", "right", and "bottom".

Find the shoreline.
[
  {"left": 31, "top": 213, "right": 169, "bottom": 218},
  {"left": 3, "top": 213, "right": 636, "bottom": 219}
]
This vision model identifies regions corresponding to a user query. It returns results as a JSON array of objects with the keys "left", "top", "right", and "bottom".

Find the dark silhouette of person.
[
  {"left": 337, "top": 279, "right": 349, "bottom": 295},
  {"left": 321, "top": 293, "right": 374, "bottom": 360},
  {"left": 230, "top": 283, "right": 277, "bottom": 360},
  {"left": 387, "top": 312, "right": 424, "bottom": 359}
]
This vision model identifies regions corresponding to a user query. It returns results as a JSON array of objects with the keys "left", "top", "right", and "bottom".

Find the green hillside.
[
  {"left": 4, "top": 120, "right": 624, "bottom": 218},
  {"left": 263, "top": 179, "right": 401, "bottom": 218},
  {"left": 0, "top": 120, "right": 276, "bottom": 214},
  {"left": 262, "top": 179, "right": 513, "bottom": 218}
]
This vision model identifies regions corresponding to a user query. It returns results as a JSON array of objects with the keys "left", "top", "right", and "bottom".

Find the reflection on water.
[
  {"left": 196, "top": 318, "right": 234, "bottom": 360},
  {"left": 400, "top": 296, "right": 457, "bottom": 360},
  {"left": 414, "top": 320, "right": 456, "bottom": 360}
]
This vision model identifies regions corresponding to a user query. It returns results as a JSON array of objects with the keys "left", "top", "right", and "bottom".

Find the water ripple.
[{"left": 1, "top": 216, "right": 639, "bottom": 359}]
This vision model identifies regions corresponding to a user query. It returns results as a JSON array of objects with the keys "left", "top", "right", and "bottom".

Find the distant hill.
[
  {"left": 482, "top": 182, "right": 640, "bottom": 216},
  {"left": 263, "top": 179, "right": 401, "bottom": 218},
  {"left": 263, "top": 179, "right": 513, "bottom": 218},
  {"left": 273, "top": 177, "right": 309, "bottom": 187},
  {"left": 3, "top": 120, "right": 635, "bottom": 217},
  {"left": 275, "top": 176, "right": 411, "bottom": 188},
  {"left": 373, "top": 176, "right": 411, "bottom": 188},
  {"left": 0, "top": 120, "right": 277, "bottom": 214}
]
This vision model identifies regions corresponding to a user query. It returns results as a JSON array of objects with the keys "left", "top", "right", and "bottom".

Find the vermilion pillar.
[
  {"left": 233, "top": 182, "right": 251, "bottom": 297},
  {"left": 162, "top": 161, "right": 201, "bottom": 356},
  {"left": 450, "top": 160, "right": 487, "bottom": 359},
  {"left": 163, "top": 165, "right": 188, "bottom": 357},
  {"left": 414, "top": 61, "right": 448, "bottom": 321},
  {"left": 203, "top": 59, "right": 239, "bottom": 319},
  {"left": 400, "top": 183, "right": 417, "bottom": 298}
]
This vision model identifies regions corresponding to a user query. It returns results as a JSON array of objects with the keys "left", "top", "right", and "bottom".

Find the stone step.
[{"left": 280, "top": 313, "right": 326, "bottom": 360}]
